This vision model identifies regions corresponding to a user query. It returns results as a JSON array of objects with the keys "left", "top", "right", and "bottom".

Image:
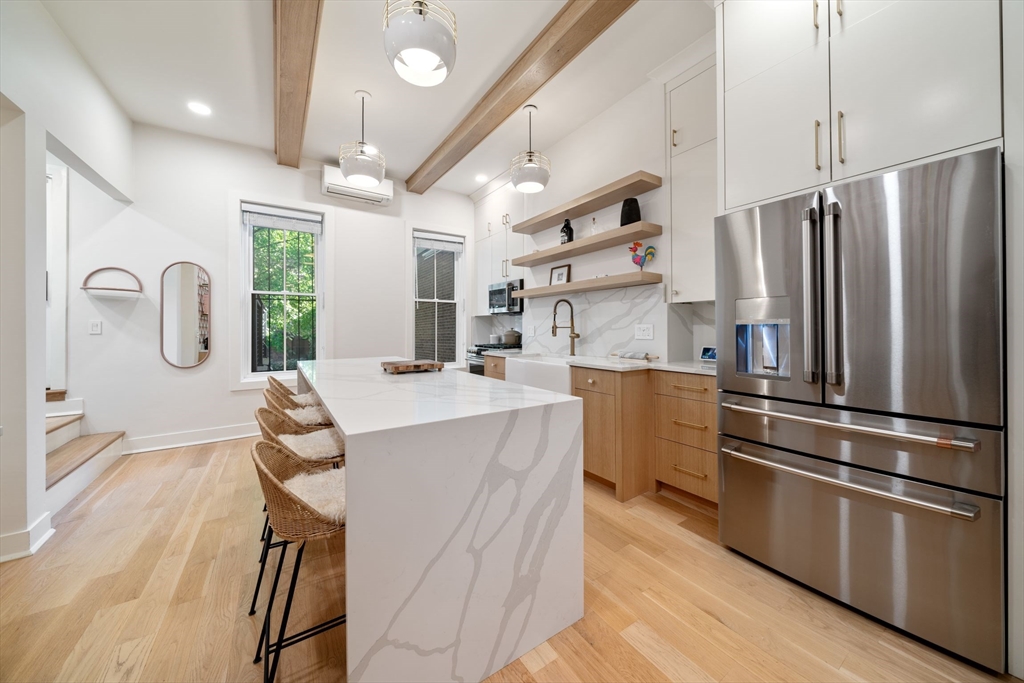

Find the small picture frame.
[
  {"left": 549, "top": 264, "right": 571, "bottom": 286},
  {"left": 700, "top": 346, "right": 717, "bottom": 361}
]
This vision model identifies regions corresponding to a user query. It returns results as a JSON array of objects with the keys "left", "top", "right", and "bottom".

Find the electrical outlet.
[
  {"left": 528, "top": 326, "right": 536, "bottom": 337},
  {"left": 89, "top": 320, "right": 102, "bottom": 335},
  {"left": 635, "top": 324, "right": 654, "bottom": 340}
]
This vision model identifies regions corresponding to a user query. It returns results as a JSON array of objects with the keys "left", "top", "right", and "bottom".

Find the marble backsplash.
[{"left": 521, "top": 284, "right": 667, "bottom": 358}]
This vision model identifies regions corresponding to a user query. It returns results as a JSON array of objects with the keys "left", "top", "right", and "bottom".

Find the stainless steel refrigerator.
[{"left": 714, "top": 147, "right": 1005, "bottom": 671}]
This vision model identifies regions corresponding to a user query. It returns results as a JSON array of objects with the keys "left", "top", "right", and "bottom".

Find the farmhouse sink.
[{"left": 504, "top": 355, "right": 573, "bottom": 395}]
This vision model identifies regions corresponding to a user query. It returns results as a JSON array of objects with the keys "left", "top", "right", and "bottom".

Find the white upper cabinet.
[
  {"left": 829, "top": 0, "right": 1002, "bottom": 180},
  {"left": 723, "top": 0, "right": 824, "bottom": 91},
  {"left": 473, "top": 233, "right": 492, "bottom": 317},
  {"left": 828, "top": 0, "right": 897, "bottom": 35},
  {"left": 670, "top": 67, "right": 717, "bottom": 157},
  {"left": 671, "top": 140, "right": 718, "bottom": 304},
  {"left": 724, "top": 42, "right": 831, "bottom": 209}
]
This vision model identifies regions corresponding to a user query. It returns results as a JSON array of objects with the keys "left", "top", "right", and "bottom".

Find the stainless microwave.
[{"left": 489, "top": 279, "right": 523, "bottom": 314}]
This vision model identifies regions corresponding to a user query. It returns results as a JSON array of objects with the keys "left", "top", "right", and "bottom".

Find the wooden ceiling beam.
[
  {"left": 274, "top": 0, "right": 324, "bottom": 168},
  {"left": 405, "top": 0, "right": 637, "bottom": 194}
]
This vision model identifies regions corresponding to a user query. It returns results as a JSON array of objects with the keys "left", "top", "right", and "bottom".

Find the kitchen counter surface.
[{"left": 482, "top": 351, "right": 717, "bottom": 376}]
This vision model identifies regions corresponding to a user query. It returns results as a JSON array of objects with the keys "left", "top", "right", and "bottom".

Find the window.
[
  {"left": 242, "top": 203, "right": 323, "bottom": 374},
  {"left": 413, "top": 232, "right": 464, "bottom": 364}
]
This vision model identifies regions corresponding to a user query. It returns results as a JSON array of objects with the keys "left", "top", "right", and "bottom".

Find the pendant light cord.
[
  {"left": 361, "top": 96, "right": 365, "bottom": 144},
  {"left": 528, "top": 109, "right": 532, "bottom": 153}
]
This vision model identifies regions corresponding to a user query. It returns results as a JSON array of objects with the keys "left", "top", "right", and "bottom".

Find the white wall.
[
  {"left": 0, "top": 96, "right": 51, "bottom": 561},
  {"left": 514, "top": 79, "right": 673, "bottom": 358},
  {"left": 0, "top": 0, "right": 133, "bottom": 201},
  {"left": 66, "top": 124, "right": 473, "bottom": 453}
]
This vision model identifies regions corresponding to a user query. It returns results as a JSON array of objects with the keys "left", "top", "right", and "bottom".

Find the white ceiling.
[
  {"left": 41, "top": 0, "right": 714, "bottom": 197},
  {"left": 41, "top": 0, "right": 275, "bottom": 151}
]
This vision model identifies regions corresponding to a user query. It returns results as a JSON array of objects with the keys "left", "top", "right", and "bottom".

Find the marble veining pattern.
[{"left": 522, "top": 284, "right": 664, "bottom": 358}]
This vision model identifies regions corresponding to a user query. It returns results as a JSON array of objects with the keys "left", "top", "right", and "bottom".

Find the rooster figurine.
[{"left": 629, "top": 241, "right": 656, "bottom": 271}]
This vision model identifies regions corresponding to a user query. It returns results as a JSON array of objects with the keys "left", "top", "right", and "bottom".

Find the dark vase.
[
  {"left": 560, "top": 219, "right": 574, "bottom": 244},
  {"left": 620, "top": 197, "right": 641, "bottom": 226}
]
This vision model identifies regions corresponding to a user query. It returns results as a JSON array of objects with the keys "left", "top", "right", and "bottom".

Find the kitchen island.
[{"left": 296, "top": 358, "right": 583, "bottom": 683}]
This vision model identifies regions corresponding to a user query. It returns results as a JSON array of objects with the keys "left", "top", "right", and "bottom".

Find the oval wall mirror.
[{"left": 161, "top": 262, "right": 211, "bottom": 368}]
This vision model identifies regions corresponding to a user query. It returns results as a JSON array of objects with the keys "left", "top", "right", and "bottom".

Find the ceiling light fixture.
[
  {"left": 187, "top": 101, "right": 212, "bottom": 116},
  {"left": 475, "top": 174, "right": 488, "bottom": 183},
  {"left": 383, "top": 0, "right": 456, "bottom": 87},
  {"left": 339, "top": 91, "right": 385, "bottom": 188},
  {"left": 511, "top": 105, "right": 550, "bottom": 194}
]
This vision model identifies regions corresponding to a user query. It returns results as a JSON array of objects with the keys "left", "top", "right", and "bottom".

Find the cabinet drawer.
[
  {"left": 576, "top": 388, "right": 616, "bottom": 481},
  {"left": 656, "top": 439, "right": 718, "bottom": 502},
  {"left": 573, "top": 367, "right": 617, "bottom": 395},
  {"left": 656, "top": 395, "right": 717, "bottom": 451},
  {"left": 484, "top": 356, "right": 506, "bottom": 378},
  {"left": 653, "top": 371, "right": 716, "bottom": 401}
]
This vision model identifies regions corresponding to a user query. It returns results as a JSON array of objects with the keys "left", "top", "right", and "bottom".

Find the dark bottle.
[{"left": 560, "top": 218, "right": 574, "bottom": 244}]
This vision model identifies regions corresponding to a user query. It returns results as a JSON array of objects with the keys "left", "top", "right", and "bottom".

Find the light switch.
[
  {"left": 635, "top": 324, "right": 654, "bottom": 340},
  {"left": 89, "top": 320, "right": 102, "bottom": 335}
]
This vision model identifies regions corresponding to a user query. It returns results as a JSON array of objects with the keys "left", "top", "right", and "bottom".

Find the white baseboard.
[
  {"left": 45, "top": 438, "right": 123, "bottom": 516},
  {"left": 45, "top": 398, "right": 83, "bottom": 417},
  {"left": 0, "top": 512, "right": 53, "bottom": 563},
  {"left": 121, "top": 422, "right": 259, "bottom": 455}
]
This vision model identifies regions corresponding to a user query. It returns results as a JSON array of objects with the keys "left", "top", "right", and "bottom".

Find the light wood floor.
[{"left": 0, "top": 437, "right": 1015, "bottom": 683}]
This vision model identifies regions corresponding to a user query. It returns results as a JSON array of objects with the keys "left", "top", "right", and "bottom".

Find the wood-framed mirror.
[{"left": 161, "top": 262, "right": 211, "bottom": 368}]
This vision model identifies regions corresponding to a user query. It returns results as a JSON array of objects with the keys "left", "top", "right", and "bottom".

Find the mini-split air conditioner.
[{"left": 320, "top": 165, "right": 393, "bottom": 206}]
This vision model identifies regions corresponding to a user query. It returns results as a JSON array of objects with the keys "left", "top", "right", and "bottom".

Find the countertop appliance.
[
  {"left": 466, "top": 342, "right": 521, "bottom": 375},
  {"left": 715, "top": 147, "right": 1005, "bottom": 671},
  {"left": 489, "top": 279, "right": 524, "bottom": 314}
]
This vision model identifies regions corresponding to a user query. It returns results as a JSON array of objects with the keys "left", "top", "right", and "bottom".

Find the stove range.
[{"left": 467, "top": 343, "right": 522, "bottom": 374}]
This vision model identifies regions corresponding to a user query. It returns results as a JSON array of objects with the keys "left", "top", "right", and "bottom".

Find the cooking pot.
[{"left": 502, "top": 329, "right": 522, "bottom": 345}]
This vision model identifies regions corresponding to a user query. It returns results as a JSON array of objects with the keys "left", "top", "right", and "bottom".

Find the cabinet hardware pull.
[
  {"left": 814, "top": 120, "right": 821, "bottom": 170},
  {"left": 813, "top": 0, "right": 819, "bottom": 28},
  {"left": 672, "top": 419, "right": 707, "bottom": 430},
  {"left": 672, "top": 464, "right": 708, "bottom": 479},
  {"left": 587, "top": 379, "right": 595, "bottom": 384},
  {"left": 671, "top": 384, "right": 706, "bottom": 392},
  {"left": 837, "top": 110, "right": 845, "bottom": 164},
  {"left": 836, "top": 0, "right": 843, "bottom": 16},
  {"left": 672, "top": 129, "right": 678, "bottom": 147}
]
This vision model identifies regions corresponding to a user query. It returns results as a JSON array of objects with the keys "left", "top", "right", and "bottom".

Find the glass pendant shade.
[
  {"left": 383, "top": 0, "right": 456, "bottom": 87},
  {"left": 339, "top": 142, "right": 385, "bottom": 187},
  {"left": 511, "top": 151, "right": 551, "bottom": 194}
]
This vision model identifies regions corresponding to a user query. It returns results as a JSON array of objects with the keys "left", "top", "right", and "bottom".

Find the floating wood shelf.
[
  {"left": 512, "top": 171, "right": 662, "bottom": 235},
  {"left": 81, "top": 267, "right": 143, "bottom": 298},
  {"left": 512, "top": 271, "right": 662, "bottom": 299},
  {"left": 511, "top": 221, "right": 662, "bottom": 268}
]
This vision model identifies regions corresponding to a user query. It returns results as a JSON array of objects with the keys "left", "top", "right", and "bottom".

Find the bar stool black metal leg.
[
  {"left": 254, "top": 542, "right": 288, "bottom": 665},
  {"left": 249, "top": 524, "right": 275, "bottom": 616},
  {"left": 260, "top": 513, "right": 269, "bottom": 543},
  {"left": 267, "top": 542, "right": 305, "bottom": 683}
]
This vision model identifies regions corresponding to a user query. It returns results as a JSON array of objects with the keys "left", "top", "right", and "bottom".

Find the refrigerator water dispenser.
[{"left": 735, "top": 297, "right": 790, "bottom": 378}]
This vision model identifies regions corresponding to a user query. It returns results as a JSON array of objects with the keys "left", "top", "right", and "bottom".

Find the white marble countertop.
[
  {"left": 298, "top": 357, "right": 578, "bottom": 437},
  {"left": 483, "top": 351, "right": 717, "bottom": 376}
]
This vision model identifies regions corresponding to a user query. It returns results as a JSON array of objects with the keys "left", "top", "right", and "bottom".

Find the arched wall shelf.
[{"left": 81, "top": 267, "right": 144, "bottom": 299}]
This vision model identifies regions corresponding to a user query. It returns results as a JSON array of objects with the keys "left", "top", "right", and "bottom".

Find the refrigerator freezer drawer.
[
  {"left": 719, "top": 395, "right": 1004, "bottom": 496},
  {"left": 719, "top": 438, "right": 1004, "bottom": 671}
]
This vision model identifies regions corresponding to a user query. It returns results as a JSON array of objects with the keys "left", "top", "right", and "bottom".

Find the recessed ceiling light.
[
  {"left": 188, "top": 101, "right": 212, "bottom": 116},
  {"left": 475, "top": 174, "right": 488, "bottom": 183}
]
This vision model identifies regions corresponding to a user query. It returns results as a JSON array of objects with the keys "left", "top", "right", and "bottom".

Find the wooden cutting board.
[{"left": 381, "top": 360, "right": 445, "bottom": 374}]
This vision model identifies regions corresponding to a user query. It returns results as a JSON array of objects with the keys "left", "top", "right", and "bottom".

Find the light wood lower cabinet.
[
  {"left": 572, "top": 367, "right": 654, "bottom": 502},
  {"left": 653, "top": 370, "right": 719, "bottom": 504},
  {"left": 484, "top": 356, "right": 505, "bottom": 380}
]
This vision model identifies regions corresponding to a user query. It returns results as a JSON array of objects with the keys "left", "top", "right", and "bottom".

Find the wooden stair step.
[
  {"left": 46, "top": 414, "right": 84, "bottom": 434},
  {"left": 46, "top": 431, "right": 124, "bottom": 490},
  {"left": 45, "top": 389, "right": 67, "bottom": 402}
]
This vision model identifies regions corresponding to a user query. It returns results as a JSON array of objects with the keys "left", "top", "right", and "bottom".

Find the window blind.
[
  {"left": 413, "top": 231, "right": 464, "bottom": 254},
  {"left": 242, "top": 202, "right": 323, "bottom": 236}
]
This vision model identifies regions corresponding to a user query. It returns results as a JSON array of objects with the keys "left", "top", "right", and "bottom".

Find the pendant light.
[
  {"left": 339, "top": 91, "right": 385, "bottom": 188},
  {"left": 383, "top": 0, "right": 456, "bottom": 87},
  {"left": 511, "top": 105, "right": 550, "bottom": 194}
]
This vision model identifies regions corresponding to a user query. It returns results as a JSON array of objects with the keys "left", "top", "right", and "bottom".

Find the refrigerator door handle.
[
  {"left": 721, "top": 445, "right": 981, "bottom": 521},
  {"left": 823, "top": 201, "right": 842, "bottom": 385},
  {"left": 802, "top": 201, "right": 819, "bottom": 382},
  {"left": 721, "top": 402, "right": 982, "bottom": 452}
]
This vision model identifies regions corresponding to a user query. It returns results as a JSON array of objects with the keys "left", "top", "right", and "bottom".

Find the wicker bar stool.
[
  {"left": 263, "top": 389, "right": 332, "bottom": 426},
  {"left": 250, "top": 407, "right": 343, "bottom": 617},
  {"left": 267, "top": 376, "right": 322, "bottom": 407},
  {"left": 251, "top": 441, "right": 346, "bottom": 683}
]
